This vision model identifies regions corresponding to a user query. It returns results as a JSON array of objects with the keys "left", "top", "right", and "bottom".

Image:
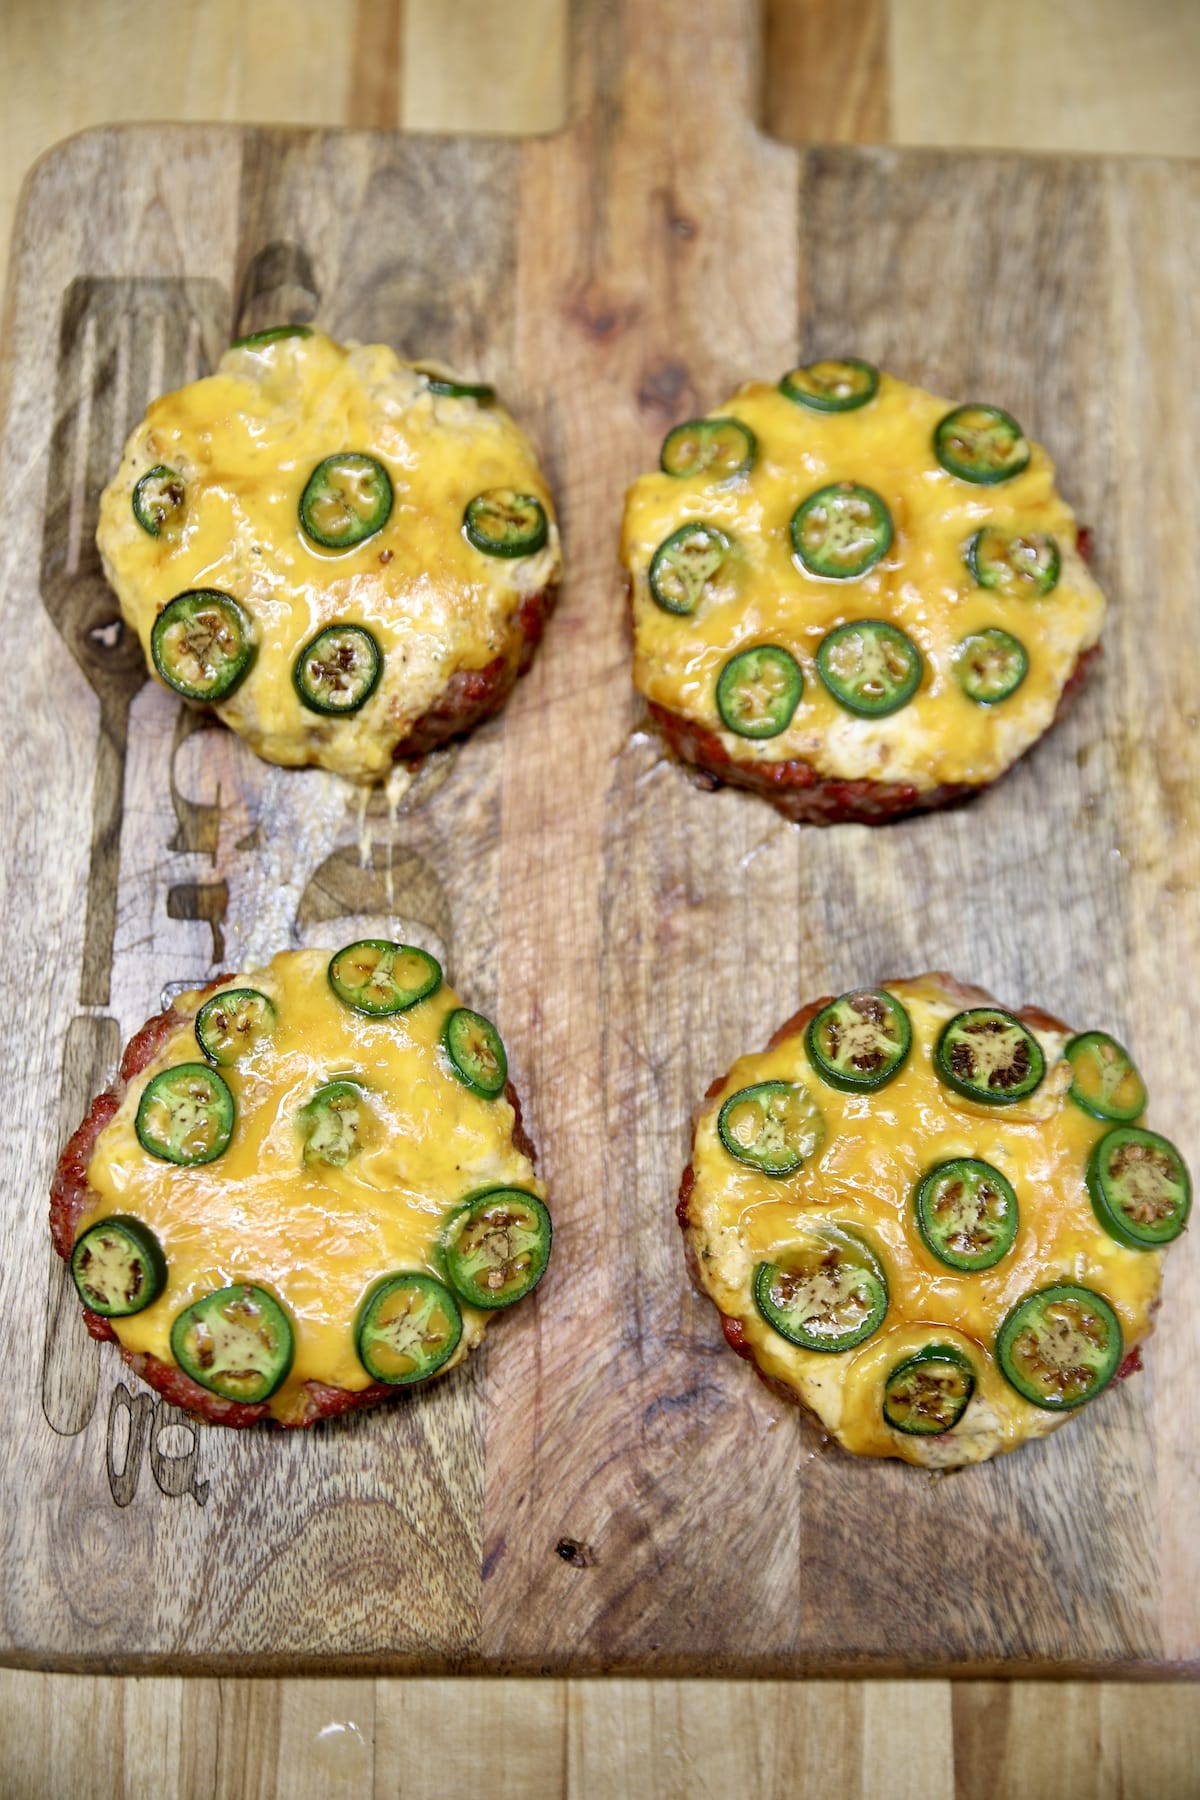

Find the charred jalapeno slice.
[
  {"left": 779, "top": 357, "right": 879, "bottom": 413},
  {"left": 132, "top": 465, "right": 186, "bottom": 537},
  {"left": 934, "top": 1008, "right": 1045, "bottom": 1105},
  {"left": 293, "top": 623, "right": 382, "bottom": 715},
  {"left": 967, "top": 525, "right": 1060, "bottom": 597},
  {"left": 955, "top": 628, "right": 1028, "bottom": 703},
  {"left": 70, "top": 1217, "right": 166, "bottom": 1318},
  {"left": 816, "top": 620, "right": 922, "bottom": 717},
  {"left": 717, "top": 1080, "right": 824, "bottom": 1177},
  {"left": 442, "top": 1188, "right": 552, "bottom": 1309},
  {"left": 754, "top": 1226, "right": 888, "bottom": 1352},
  {"left": 151, "top": 589, "right": 254, "bottom": 702},
  {"left": 463, "top": 488, "right": 548, "bottom": 557},
  {"left": 170, "top": 1284, "right": 294, "bottom": 1403},
  {"left": 660, "top": 417, "right": 756, "bottom": 481},
  {"left": 996, "top": 1283, "right": 1121, "bottom": 1410},
  {"left": 805, "top": 988, "right": 912, "bottom": 1093},
  {"left": 443, "top": 1008, "right": 507, "bottom": 1099},
  {"left": 934, "top": 405, "right": 1029, "bottom": 484},
  {"left": 648, "top": 522, "right": 731, "bottom": 615},
  {"left": 135, "top": 1064, "right": 235, "bottom": 1165},
  {"left": 415, "top": 366, "right": 495, "bottom": 402},
  {"left": 299, "top": 1080, "right": 367, "bottom": 1168},
  {"left": 300, "top": 452, "right": 393, "bottom": 549},
  {"left": 328, "top": 939, "right": 442, "bottom": 1016},
  {"left": 791, "top": 482, "right": 893, "bottom": 579},
  {"left": 882, "top": 1344, "right": 975, "bottom": 1436},
  {"left": 716, "top": 645, "right": 803, "bottom": 738},
  {"left": 1065, "top": 1031, "right": 1147, "bottom": 1123},
  {"left": 357, "top": 1272, "right": 462, "bottom": 1384},
  {"left": 1086, "top": 1126, "right": 1191, "bottom": 1250},
  {"left": 195, "top": 987, "right": 276, "bottom": 1067},
  {"left": 230, "top": 324, "right": 313, "bottom": 350},
  {"left": 914, "top": 1158, "right": 1019, "bottom": 1271}
]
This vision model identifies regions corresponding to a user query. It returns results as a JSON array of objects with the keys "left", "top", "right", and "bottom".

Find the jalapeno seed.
[
  {"left": 805, "top": 988, "right": 912, "bottom": 1093},
  {"left": 717, "top": 1080, "right": 824, "bottom": 1177},
  {"left": 934, "top": 1008, "right": 1046, "bottom": 1105},
  {"left": 754, "top": 1226, "right": 888, "bottom": 1352}
]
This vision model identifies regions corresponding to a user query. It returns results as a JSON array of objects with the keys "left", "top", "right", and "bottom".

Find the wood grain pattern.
[{"left": 1, "top": 0, "right": 1198, "bottom": 1688}]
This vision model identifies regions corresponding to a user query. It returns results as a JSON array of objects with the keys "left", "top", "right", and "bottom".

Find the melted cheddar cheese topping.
[
  {"left": 97, "top": 331, "right": 560, "bottom": 781},
  {"left": 81, "top": 949, "right": 544, "bottom": 1423},
  {"left": 684, "top": 976, "right": 1164, "bottom": 1467},
  {"left": 622, "top": 373, "right": 1105, "bottom": 791}
]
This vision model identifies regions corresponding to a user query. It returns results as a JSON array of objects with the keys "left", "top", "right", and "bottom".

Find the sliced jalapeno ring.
[
  {"left": 805, "top": 988, "right": 912, "bottom": 1093},
  {"left": 170, "top": 1283, "right": 294, "bottom": 1403},
  {"left": 415, "top": 365, "right": 495, "bottom": 402},
  {"left": 816, "top": 619, "right": 922, "bottom": 717},
  {"left": 716, "top": 645, "right": 803, "bottom": 739},
  {"left": 660, "top": 417, "right": 756, "bottom": 481},
  {"left": 293, "top": 623, "right": 382, "bottom": 715},
  {"left": 955, "top": 629, "right": 1028, "bottom": 704},
  {"left": 463, "top": 488, "right": 548, "bottom": 558},
  {"left": 1065, "top": 1031, "right": 1148, "bottom": 1123},
  {"left": 300, "top": 452, "right": 393, "bottom": 549},
  {"left": 967, "top": 525, "right": 1060, "bottom": 597},
  {"left": 70, "top": 1217, "right": 166, "bottom": 1318},
  {"left": 935, "top": 1007, "right": 1046, "bottom": 1105},
  {"left": 135, "top": 1064, "right": 235, "bottom": 1165},
  {"left": 648, "top": 521, "right": 731, "bottom": 615},
  {"left": 299, "top": 1080, "right": 368, "bottom": 1168},
  {"left": 442, "top": 1188, "right": 552, "bottom": 1310},
  {"left": 779, "top": 357, "right": 879, "bottom": 413},
  {"left": 1086, "top": 1126, "right": 1191, "bottom": 1250},
  {"left": 151, "top": 589, "right": 254, "bottom": 702},
  {"left": 996, "top": 1283, "right": 1121, "bottom": 1410},
  {"left": 791, "top": 482, "right": 893, "bottom": 580},
  {"left": 754, "top": 1226, "right": 888, "bottom": 1353},
  {"left": 328, "top": 939, "right": 442, "bottom": 1016},
  {"left": 443, "top": 1008, "right": 507, "bottom": 1099},
  {"left": 132, "top": 465, "right": 186, "bottom": 537},
  {"left": 195, "top": 987, "right": 276, "bottom": 1067},
  {"left": 230, "top": 324, "right": 313, "bottom": 350},
  {"left": 883, "top": 1344, "right": 975, "bottom": 1436},
  {"left": 914, "top": 1158, "right": 1019, "bottom": 1271},
  {"left": 717, "top": 1080, "right": 824, "bottom": 1177},
  {"left": 934, "top": 404, "right": 1029, "bottom": 484},
  {"left": 357, "top": 1272, "right": 462, "bottom": 1384}
]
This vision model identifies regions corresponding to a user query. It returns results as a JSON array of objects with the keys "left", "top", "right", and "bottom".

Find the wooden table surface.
[{"left": 2, "top": 1, "right": 1198, "bottom": 1793}]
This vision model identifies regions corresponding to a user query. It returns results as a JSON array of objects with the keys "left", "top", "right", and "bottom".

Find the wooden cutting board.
[{"left": 1, "top": 0, "right": 1196, "bottom": 1676}]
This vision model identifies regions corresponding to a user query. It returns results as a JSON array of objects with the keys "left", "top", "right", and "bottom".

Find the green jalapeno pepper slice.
[
  {"left": 914, "top": 1158, "right": 1019, "bottom": 1271},
  {"left": 882, "top": 1344, "right": 976, "bottom": 1436},
  {"left": 660, "top": 417, "right": 756, "bottom": 481},
  {"left": 132, "top": 465, "right": 186, "bottom": 537},
  {"left": 443, "top": 1008, "right": 508, "bottom": 1099},
  {"left": 299, "top": 1080, "right": 368, "bottom": 1168},
  {"left": 996, "top": 1283, "right": 1121, "bottom": 1410},
  {"left": 716, "top": 645, "right": 803, "bottom": 738},
  {"left": 300, "top": 453, "right": 393, "bottom": 549},
  {"left": 1065, "top": 1031, "right": 1147, "bottom": 1123},
  {"left": 754, "top": 1225, "right": 888, "bottom": 1352},
  {"left": 934, "top": 1008, "right": 1046, "bottom": 1105},
  {"left": 230, "top": 324, "right": 313, "bottom": 350},
  {"left": 463, "top": 488, "right": 548, "bottom": 557},
  {"left": 779, "top": 357, "right": 879, "bottom": 413},
  {"left": 151, "top": 590, "right": 254, "bottom": 702},
  {"left": 934, "top": 404, "right": 1029, "bottom": 484},
  {"left": 791, "top": 482, "right": 893, "bottom": 580},
  {"left": 805, "top": 988, "right": 912, "bottom": 1093},
  {"left": 71, "top": 1217, "right": 167, "bottom": 1318},
  {"left": 328, "top": 939, "right": 442, "bottom": 1016},
  {"left": 717, "top": 1080, "right": 824, "bottom": 1177},
  {"left": 1086, "top": 1126, "right": 1191, "bottom": 1250},
  {"left": 955, "top": 628, "right": 1029, "bottom": 703},
  {"left": 356, "top": 1272, "right": 463, "bottom": 1384},
  {"left": 293, "top": 623, "right": 383, "bottom": 715},
  {"left": 816, "top": 619, "right": 922, "bottom": 717},
  {"left": 442, "top": 1188, "right": 552, "bottom": 1310},
  {"left": 135, "top": 1064, "right": 235, "bottom": 1165},
  {"left": 415, "top": 365, "right": 495, "bottom": 402},
  {"left": 170, "top": 1283, "right": 294, "bottom": 1403},
  {"left": 195, "top": 987, "right": 276, "bottom": 1067},
  {"left": 648, "top": 521, "right": 731, "bottom": 615},
  {"left": 967, "top": 525, "right": 1060, "bottom": 597}
]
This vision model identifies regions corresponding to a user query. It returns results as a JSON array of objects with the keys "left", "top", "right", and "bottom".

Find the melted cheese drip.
[
  {"left": 96, "top": 331, "right": 561, "bottom": 782},
  {"left": 81, "top": 950, "right": 544, "bottom": 1422},
  {"left": 686, "top": 977, "right": 1163, "bottom": 1466},
  {"left": 621, "top": 375, "right": 1106, "bottom": 790}
]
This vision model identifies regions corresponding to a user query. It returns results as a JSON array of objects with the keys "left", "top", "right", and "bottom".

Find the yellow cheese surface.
[
  {"left": 622, "top": 372, "right": 1106, "bottom": 791},
  {"left": 97, "top": 330, "right": 561, "bottom": 781},
  {"left": 80, "top": 949, "right": 544, "bottom": 1422},
  {"left": 684, "top": 976, "right": 1165, "bottom": 1467}
]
